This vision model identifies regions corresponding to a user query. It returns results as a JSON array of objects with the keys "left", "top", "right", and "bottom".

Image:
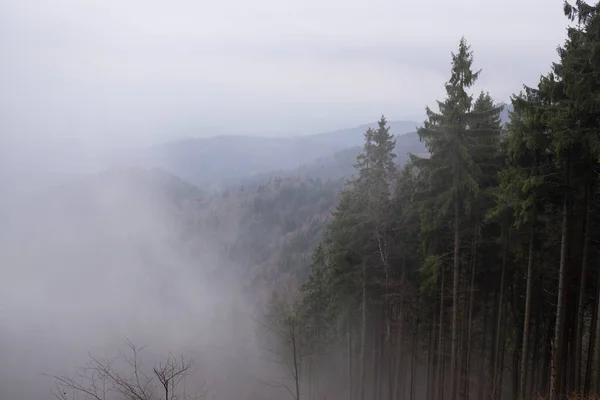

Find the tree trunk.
[
  {"left": 451, "top": 199, "right": 461, "bottom": 400},
  {"left": 438, "top": 264, "right": 446, "bottom": 400},
  {"left": 428, "top": 309, "right": 438, "bottom": 400},
  {"left": 349, "top": 314, "right": 353, "bottom": 400},
  {"left": 395, "top": 330, "right": 405, "bottom": 400},
  {"left": 492, "top": 228, "right": 508, "bottom": 400},
  {"left": 564, "top": 267, "right": 577, "bottom": 396},
  {"left": 497, "top": 303, "right": 508, "bottom": 400},
  {"left": 593, "top": 264, "right": 600, "bottom": 395},
  {"left": 520, "top": 205, "right": 536, "bottom": 400},
  {"left": 372, "top": 325, "right": 381, "bottom": 400},
  {"left": 530, "top": 310, "right": 541, "bottom": 399},
  {"left": 360, "top": 264, "right": 367, "bottom": 400},
  {"left": 394, "top": 258, "right": 406, "bottom": 400},
  {"left": 480, "top": 293, "right": 491, "bottom": 400},
  {"left": 584, "top": 256, "right": 600, "bottom": 395},
  {"left": 542, "top": 313, "right": 555, "bottom": 398},
  {"left": 459, "top": 278, "right": 467, "bottom": 400},
  {"left": 550, "top": 198, "right": 569, "bottom": 400},
  {"left": 293, "top": 330, "right": 300, "bottom": 400},
  {"left": 389, "top": 328, "right": 395, "bottom": 400},
  {"left": 512, "top": 341, "right": 521, "bottom": 400},
  {"left": 463, "top": 226, "right": 477, "bottom": 400},
  {"left": 308, "top": 357, "right": 313, "bottom": 400},
  {"left": 410, "top": 320, "right": 418, "bottom": 400},
  {"left": 574, "top": 184, "right": 591, "bottom": 394}
]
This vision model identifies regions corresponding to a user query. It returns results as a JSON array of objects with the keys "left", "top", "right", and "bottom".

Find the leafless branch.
[{"left": 48, "top": 340, "right": 207, "bottom": 400}]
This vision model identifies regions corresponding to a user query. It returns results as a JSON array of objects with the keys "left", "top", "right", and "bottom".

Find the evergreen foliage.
[{"left": 275, "top": 8, "right": 600, "bottom": 399}]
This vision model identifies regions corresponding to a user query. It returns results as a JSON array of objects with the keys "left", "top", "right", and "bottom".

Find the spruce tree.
[{"left": 412, "top": 37, "right": 498, "bottom": 400}]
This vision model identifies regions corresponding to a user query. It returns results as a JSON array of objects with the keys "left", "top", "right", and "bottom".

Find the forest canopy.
[{"left": 271, "top": 2, "right": 600, "bottom": 400}]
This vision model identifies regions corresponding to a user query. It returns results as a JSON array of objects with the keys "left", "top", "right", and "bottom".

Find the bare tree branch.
[{"left": 49, "top": 340, "right": 207, "bottom": 400}]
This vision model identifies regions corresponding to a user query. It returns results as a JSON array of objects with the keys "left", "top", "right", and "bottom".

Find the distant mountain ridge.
[
  {"left": 2, "top": 111, "right": 513, "bottom": 198},
  {"left": 236, "top": 131, "right": 427, "bottom": 186},
  {"left": 122, "top": 120, "right": 419, "bottom": 187},
  {"left": 132, "top": 107, "right": 512, "bottom": 187},
  {"left": 241, "top": 103, "right": 511, "bottom": 185}
]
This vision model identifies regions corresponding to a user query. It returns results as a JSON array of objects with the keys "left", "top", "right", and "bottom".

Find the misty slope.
[
  {"left": 238, "top": 131, "right": 427, "bottom": 184},
  {"left": 199, "top": 177, "right": 344, "bottom": 296},
  {"left": 7, "top": 167, "right": 344, "bottom": 298},
  {"left": 10, "top": 131, "right": 428, "bottom": 301},
  {"left": 0, "top": 111, "right": 497, "bottom": 399},
  {"left": 3, "top": 167, "right": 341, "bottom": 400},
  {"left": 129, "top": 120, "right": 418, "bottom": 187}
]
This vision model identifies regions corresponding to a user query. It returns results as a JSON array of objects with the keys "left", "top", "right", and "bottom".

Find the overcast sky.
[{"left": 1, "top": 0, "right": 570, "bottom": 146}]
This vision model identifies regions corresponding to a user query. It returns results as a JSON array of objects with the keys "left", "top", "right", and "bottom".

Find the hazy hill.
[
  {"left": 0, "top": 167, "right": 282, "bottom": 400},
  {"left": 129, "top": 120, "right": 419, "bottom": 187},
  {"left": 236, "top": 131, "right": 427, "bottom": 185},
  {"left": 3, "top": 167, "right": 344, "bottom": 303}
]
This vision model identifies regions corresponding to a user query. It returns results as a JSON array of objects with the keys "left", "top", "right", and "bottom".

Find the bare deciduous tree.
[{"left": 48, "top": 339, "right": 208, "bottom": 400}]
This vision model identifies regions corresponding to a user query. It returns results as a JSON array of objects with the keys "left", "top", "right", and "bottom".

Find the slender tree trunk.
[
  {"left": 428, "top": 309, "right": 438, "bottom": 400},
  {"left": 463, "top": 226, "right": 477, "bottom": 400},
  {"left": 542, "top": 313, "right": 555, "bottom": 398},
  {"left": 520, "top": 205, "right": 536, "bottom": 400},
  {"left": 575, "top": 184, "right": 591, "bottom": 394},
  {"left": 394, "top": 258, "right": 406, "bottom": 400},
  {"left": 360, "top": 264, "right": 367, "bottom": 400},
  {"left": 530, "top": 311, "right": 541, "bottom": 399},
  {"left": 497, "top": 302, "right": 508, "bottom": 400},
  {"left": 315, "top": 359, "right": 320, "bottom": 400},
  {"left": 593, "top": 265, "right": 600, "bottom": 395},
  {"left": 480, "top": 294, "right": 491, "bottom": 400},
  {"left": 395, "top": 329, "right": 405, "bottom": 400},
  {"left": 451, "top": 199, "right": 461, "bottom": 400},
  {"left": 561, "top": 296, "right": 574, "bottom": 397},
  {"left": 492, "top": 228, "right": 508, "bottom": 400},
  {"left": 410, "top": 320, "right": 418, "bottom": 400},
  {"left": 438, "top": 265, "right": 446, "bottom": 400},
  {"left": 584, "top": 258, "right": 600, "bottom": 396},
  {"left": 564, "top": 265, "right": 578, "bottom": 396},
  {"left": 459, "top": 278, "right": 467, "bottom": 400},
  {"left": 550, "top": 198, "right": 569, "bottom": 400},
  {"left": 513, "top": 283, "right": 525, "bottom": 399},
  {"left": 389, "top": 329, "right": 394, "bottom": 400},
  {"left": 379, "top": 309, "right": 386, "bottom": 400},
  {"left": 379, "top": 234, "right": 391, "bottom": 400},
  {"left": 349, "top": 314, "right": 353, "bottom": 400},
  {"left": 293, "top": 330, "right": 300, "bottom": 400},
  {"left": 308, "top": 357, "right": 313, "bottom": 400},
  {"left": 512, "top": 341, "right": 521, "bottom": 400},
  {"left": 372, "top": 323, "right": 381, "bottom": 400}
]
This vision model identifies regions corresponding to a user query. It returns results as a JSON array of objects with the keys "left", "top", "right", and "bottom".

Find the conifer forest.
[{"left": 270, "top": 2, "right": 600, "bottom": 400}]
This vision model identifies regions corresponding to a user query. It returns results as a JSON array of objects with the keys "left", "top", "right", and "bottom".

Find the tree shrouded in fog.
[{"left": 270, "top": 4, "right": 600, "bottom": 399}]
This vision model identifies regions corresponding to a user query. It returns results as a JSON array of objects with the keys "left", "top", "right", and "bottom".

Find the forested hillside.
[
  {"left": 128, "top": 120, "right": 420, "bottom": 188},
  {"left": 267, "top": 4, "right": 600, "bottom": 400},
  {"left": 237, "top": 131, "right": 428, "bottom": 184},
  {"left": 194, "top": 176, "right": 344, "bottom": 298}
]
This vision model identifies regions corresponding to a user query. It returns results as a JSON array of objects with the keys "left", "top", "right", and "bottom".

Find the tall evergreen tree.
[{"left": 412, "top": 37, "right": 500, "bottom": 400}]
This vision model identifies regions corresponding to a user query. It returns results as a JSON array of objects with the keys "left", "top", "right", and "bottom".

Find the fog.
[
  {"left": 0, "top": 169, "right": 274, "bottom": 400},
  {"left": 1, "top": 0, "right": 568, "bottom": 147},
  {"left": 0, "top": 0, "right": 576, "bottom": 398}
]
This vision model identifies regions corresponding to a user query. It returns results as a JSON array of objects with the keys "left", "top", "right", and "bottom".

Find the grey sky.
[{"left": 1, "top": 0, "right": 569, "bottom": 146}]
